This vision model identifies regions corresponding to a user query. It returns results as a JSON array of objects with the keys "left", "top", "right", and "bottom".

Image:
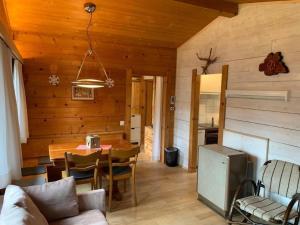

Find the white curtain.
[
  {"left": 0, "top": 40, "right": 22, "bottom": 188},
  {"left": 13, "top": 60, "right": 29, "bottom": 143},
  {"left": 152, "top": 77, "right": 163, "bottom": 161}
]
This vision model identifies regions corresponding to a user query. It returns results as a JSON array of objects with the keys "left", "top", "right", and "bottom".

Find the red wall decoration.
[{"left": 259, "top": 52, "right": 289, "bottom": 76}]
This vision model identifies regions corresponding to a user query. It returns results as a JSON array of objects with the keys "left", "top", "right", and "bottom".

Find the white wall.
[
  {"left": 174, "top": 1, "right": 300, "bottom": 169},
  {"left": 199, "top": 94, "right": 220, "bottom": 125}
]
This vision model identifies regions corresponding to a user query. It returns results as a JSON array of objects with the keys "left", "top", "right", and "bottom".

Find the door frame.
[
  {"left": 188, "top": 65, "right": 229, "bottom": 172},
  {"left": 125, "top": 69, "right": 175, "bottom": 162}
]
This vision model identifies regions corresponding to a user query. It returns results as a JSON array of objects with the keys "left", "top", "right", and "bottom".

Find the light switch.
[{"left": 120, "top": 121, "right": 125, "bottom": 126}]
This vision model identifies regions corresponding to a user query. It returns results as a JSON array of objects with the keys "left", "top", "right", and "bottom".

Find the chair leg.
[
  {"left": 131, "top": 176, "right": 137, "bottom": 206},
  {"left": 91, "top": 180, "right": 94, "bottom": 190},
  {"left": 109, "top": 179, "right": 113, "bottom": 211},
  {"left": 227, "top": 203, "right": 235, "bottom": 225},
  {"left": 123, "top": 179, "right": 127, "bottom": 192},
  {"left": 98, "top": 175, "right": 102, "bottom": 189}
]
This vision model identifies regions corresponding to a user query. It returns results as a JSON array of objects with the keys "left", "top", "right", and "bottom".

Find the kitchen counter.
[{"left": 198, "top": 123, "right": 219, "bottom": 130}]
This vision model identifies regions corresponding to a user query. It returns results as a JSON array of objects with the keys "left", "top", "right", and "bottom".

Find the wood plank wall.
[
  {"left": 174, "top": 1, "right": 300, "bottom": 168},
  {"left": 0, "top": 1, "right": 21, "bottom": 60},
  {"left": 12, "top": 33, "right": 176, "bottom": 158}
]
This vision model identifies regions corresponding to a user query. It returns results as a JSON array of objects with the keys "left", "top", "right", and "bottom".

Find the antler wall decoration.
[{"left": 196, "top": 48, "right": 218, "bottom": 74}]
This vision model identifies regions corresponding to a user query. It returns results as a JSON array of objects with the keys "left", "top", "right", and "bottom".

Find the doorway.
[
  {"left": 188, "top": 65, "right": 229, "bottom": 172},
  {"left": 129, "top": 75, "right": 164, "bottom": 161}
]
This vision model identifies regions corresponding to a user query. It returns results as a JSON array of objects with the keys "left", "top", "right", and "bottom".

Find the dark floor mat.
[
  {"left": 38, "top": 156, "right": 51, "bottom": 165},
  {"left": 21, "top": 165, "right": 46, "bottom": 176}
]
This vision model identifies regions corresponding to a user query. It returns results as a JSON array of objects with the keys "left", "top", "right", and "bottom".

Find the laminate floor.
[
  {"left": 24, "top": 155, "right": 227, "bottom": 225},
  {"left": 98, "top": 160, "right": 226, "bottom": 225}
]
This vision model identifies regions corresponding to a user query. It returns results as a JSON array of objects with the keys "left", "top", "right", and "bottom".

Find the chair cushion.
[
  {"left": 49, "top": 210, "right": 108, "bottom": 225},
  {"left": 0, "top": 185, "right": 48, "bottom": 225},
  {"left": 23, "top": 177, "right": 79, "bottom": 222},
  {"left": 104, "top": 166, "right": 131, "bottom": 176},
  {"left": 70, "top": 170, "right": 94, "bottom": 180},
  {"left": 236, "top": 196, "right": 297, "bottom": 222}
]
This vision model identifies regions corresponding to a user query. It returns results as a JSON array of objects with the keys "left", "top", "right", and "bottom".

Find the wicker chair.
[{"left": 228, "top": 160, "right": 300, "bottom": 225}]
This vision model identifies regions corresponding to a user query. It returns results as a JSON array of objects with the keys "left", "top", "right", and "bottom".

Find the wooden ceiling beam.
[{"left": 173, "top": 0, "right": 238, "bottom": 17}]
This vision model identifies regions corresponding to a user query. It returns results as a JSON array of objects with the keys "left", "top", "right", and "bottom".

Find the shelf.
[{"left": 225, "top": 90, "right": 289, "bottom": 102}]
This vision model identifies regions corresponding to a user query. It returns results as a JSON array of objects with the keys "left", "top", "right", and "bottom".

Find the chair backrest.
[
  {"left": 64, "top": 151, "right": 102, "bottom": 174},
  {"left": 108, "top": 146, "right": 140, "bottom": 169},
  {"left": 259, "top": 160, "right": 300, "bottom": 198},
  {"left": 110, "top": 147, "right": 140, "bottom": 160}
]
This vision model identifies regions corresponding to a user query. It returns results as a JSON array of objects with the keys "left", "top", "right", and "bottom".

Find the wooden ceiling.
[
  {"left": 4, "top": 0, "right": 233, "bottom": 51},
  {"left": 4, "top": 0, "right": 283, "bottom": 55}
]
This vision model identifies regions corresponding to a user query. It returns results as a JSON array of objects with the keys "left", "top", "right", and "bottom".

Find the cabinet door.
[
  {"left": 198, "top": 147, "right": 229, "bottom": 211},
  {"left": 198, "top": 131, "right": 205, "bottom": 146},
  {"left": 130, "top": 127, "right": 141, "bottom": 143},
  {"left": 131, "top": 114, "right": 141, "bottom": 128}
]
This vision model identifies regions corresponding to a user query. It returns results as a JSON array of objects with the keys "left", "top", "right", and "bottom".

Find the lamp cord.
[
  {"left": 76, "top": 11, "right": 109, "bottom": 81},
  {"left": 86, "top": 12, "right": 93, "bottom": 52}
]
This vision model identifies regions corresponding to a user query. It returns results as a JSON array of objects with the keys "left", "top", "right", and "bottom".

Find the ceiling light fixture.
[{"left": 72, "top": 2, "right": 114, "bottom": 89}]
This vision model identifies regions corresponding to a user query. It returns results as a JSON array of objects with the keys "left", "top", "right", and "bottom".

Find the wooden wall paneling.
[
  {"left": 218, "top": 65, "right": 229, "bottom": 145},
  {"left": 268, "top": 141, "right": 300, "bottom": 165},
  {"left": 131, "top": 79, "right": 141, "bottom": 115},
  {"left": 139, "top": 77, "right": 146, "bottom": 146},
  {"left": 227, "top": 98, "right": 300, "bottom": 114},
  {"left": 225, "top": 118, "right": 300, "bottom": 148},
  {"left": 160, "top": 71, "right": 176, "bottom": 162},
  {"left": 223, "top": 129, "right": 269, "bottom": 179},
  {"left": 145, "top": 80, "right": 154, "bottom": 126},
  {"left": 188, "top": 69, "right": 200, "bottom": 172},
  {"left": 125, "top": 69, "right": 133, "bottom": 141},
  {"left": 161, "top": 75, "right": 168, "bottom": 162},
  {"left": 168, "top": 71, "right": 176, "bottom": 147},
  {"left": 226, "top": 107, "right": 300, "bottom": 131}
]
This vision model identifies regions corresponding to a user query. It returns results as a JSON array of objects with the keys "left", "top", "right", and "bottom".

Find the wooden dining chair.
[
  {"left": 104, "top": 146, "right": 140, "bottom": 211},
  {"left": 64, "top": 151, "right": 102, "bottom": 190}
]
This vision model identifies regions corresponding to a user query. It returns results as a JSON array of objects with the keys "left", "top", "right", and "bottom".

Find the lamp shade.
[{"left": 72, "top": 78, "right": 105, "bottom": 88}]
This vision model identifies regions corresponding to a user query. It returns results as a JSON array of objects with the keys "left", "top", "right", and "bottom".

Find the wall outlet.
[{"left": 120, "top": 121, "right": 125, "bottom": 126}]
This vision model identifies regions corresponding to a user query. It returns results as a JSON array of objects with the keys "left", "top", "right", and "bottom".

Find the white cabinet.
[
  {"left": 130, "top": 114, "right": 141, "bottom": 145},
  {"left": 197, "top": 145, "right": 247, "bottom": 216},
  {"left": 198, "top": 130, "right": 205, "bottom": 146}
]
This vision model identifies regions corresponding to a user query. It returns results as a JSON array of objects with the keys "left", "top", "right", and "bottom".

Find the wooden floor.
[
  {"left": 101, "top": 160, "right": 226, "bottom": 225},
  {"left": 23, "top": 155, "right": 227, "bottom": 225}
]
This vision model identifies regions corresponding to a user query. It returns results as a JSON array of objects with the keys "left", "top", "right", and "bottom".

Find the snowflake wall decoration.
[
  {"left": 49, "top": 74, "right": 60, "bottom": 86},
  {"left": 105, "top": 78, "right": 114, "bottom": 88}
]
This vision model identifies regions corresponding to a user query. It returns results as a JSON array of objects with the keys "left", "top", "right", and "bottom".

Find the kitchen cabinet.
[
  {"left": 198, "top": 130, "right": 205, "bottom": 146},
  {"left": 130, "top": 114, "right": 141, "bottom": 145}
]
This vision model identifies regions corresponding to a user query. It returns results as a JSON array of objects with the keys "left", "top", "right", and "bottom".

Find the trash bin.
[{"left": 165, "top": 147, "right": 179, "bottom": 167}]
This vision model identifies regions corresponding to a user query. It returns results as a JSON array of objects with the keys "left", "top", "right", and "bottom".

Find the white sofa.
[{"left": 0, "top": 177, "right": 108, "bottom": 225}]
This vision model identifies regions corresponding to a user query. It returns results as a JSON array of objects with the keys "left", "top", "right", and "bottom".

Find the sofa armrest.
[{"left": 77, "top": 189, "right": 106, "bottom": 216}]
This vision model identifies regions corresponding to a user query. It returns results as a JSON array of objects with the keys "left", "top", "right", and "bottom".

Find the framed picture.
[{"left": 72, "top": 86, "right": 94, "bottom": 100}]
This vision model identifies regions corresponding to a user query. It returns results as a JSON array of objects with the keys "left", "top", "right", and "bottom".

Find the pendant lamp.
[{"left": 72, "top": 2, "right": 114, "bottom": 88}]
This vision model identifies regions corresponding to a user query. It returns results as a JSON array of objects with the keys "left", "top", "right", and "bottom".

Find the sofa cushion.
[
  {"left": 23, "top": 177, "right": 79, "bottom": 222},
  {"left": 49, "top": 210, "right": 108, "bottom": 225},
  {"left": 0, "top": 185, "right": 48, "bottom": 225}
]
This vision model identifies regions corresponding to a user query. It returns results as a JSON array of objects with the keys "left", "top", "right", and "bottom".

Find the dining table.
[
  {"left": 49, "top": 138, "right": 136, "bottom": 162},
  {"left": 47, "top": 138, "right": 138, "bottom": 200}
]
